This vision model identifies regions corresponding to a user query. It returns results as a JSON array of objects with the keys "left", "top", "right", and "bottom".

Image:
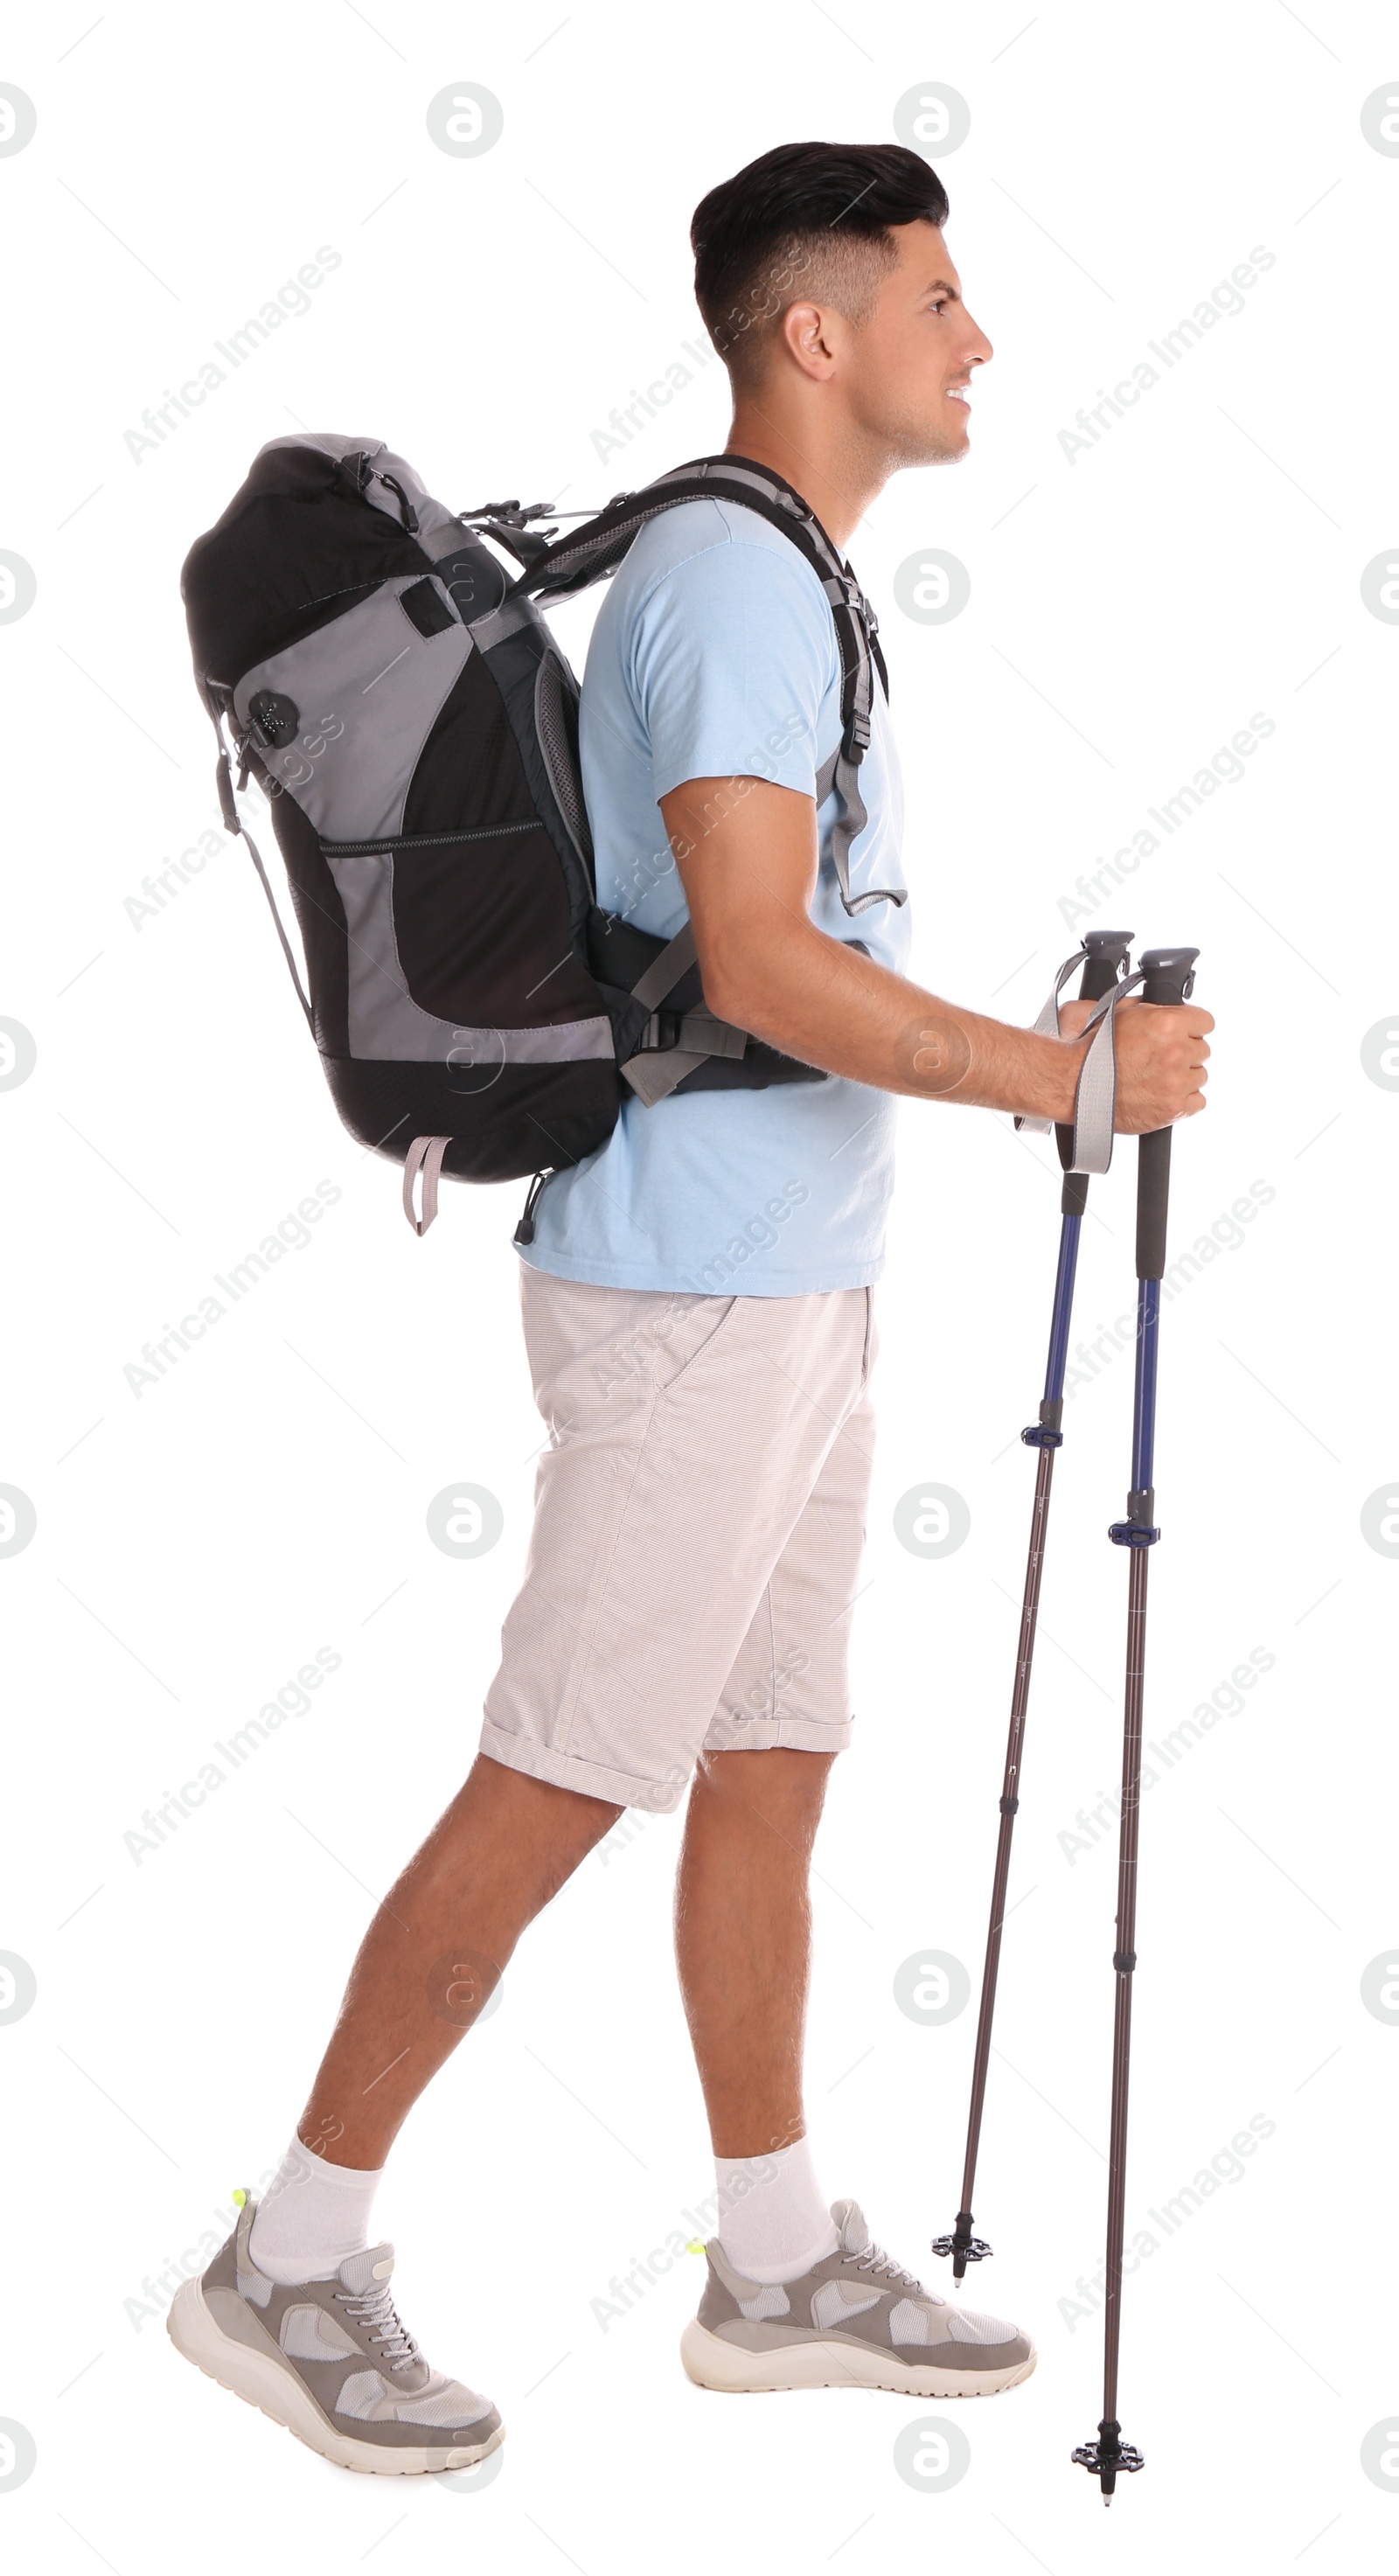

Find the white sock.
[
  {"left": 247, "top": 2135, "right": 386, "bottom": 2285},
  {"left": 714, "top": 2136, "right": 840, "bottom": 2283}
]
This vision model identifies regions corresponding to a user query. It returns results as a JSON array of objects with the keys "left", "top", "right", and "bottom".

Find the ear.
[{"left": 778, "top": 298, "right": 841, "bottom": 382}]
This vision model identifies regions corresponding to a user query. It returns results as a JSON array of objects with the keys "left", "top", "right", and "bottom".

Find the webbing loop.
[{"left": 403, "top": 1134, "right": 451, "bottom": 1236}]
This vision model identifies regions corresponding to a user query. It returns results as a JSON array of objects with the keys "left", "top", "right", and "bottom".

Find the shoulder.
[{"left": 614, "top": 494, "right": 832, "bottom": 623}]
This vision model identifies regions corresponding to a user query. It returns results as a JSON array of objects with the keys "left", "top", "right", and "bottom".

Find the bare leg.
[
  {"left": 673, "top": 1746, "right": 836, "bottom": 2160},
  {"left": 296, "top": 1753, "right": 622, "bottom": 2169}
]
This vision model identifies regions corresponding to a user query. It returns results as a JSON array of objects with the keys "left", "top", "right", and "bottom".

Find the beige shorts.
[{"left": 480, "top": 1268, "right": 878, "bottom": 1812}]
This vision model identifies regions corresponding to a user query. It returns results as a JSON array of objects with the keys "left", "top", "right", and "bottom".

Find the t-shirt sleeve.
[{"left": 630, "top": 532, "right": 838, "bottom": 804}]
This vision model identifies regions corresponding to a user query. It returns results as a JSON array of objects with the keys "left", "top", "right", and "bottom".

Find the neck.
[{"left": 724, "top": 397, "right": 886, "bottom": 554}]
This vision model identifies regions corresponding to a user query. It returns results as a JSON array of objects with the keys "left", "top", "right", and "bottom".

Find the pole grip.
[
  {"left": 1134, "top": 947, "right": 1200, "bottom": 1281},
  {"left": 1059, "top": 930, "right": 1132, "bottom": 1210},
  {"left": 1080, "top": 929, "right": 1135, "bottom": 1006},
  {"left": 1136, "top": 1131, "right": 1173, "bottom": 1280}
]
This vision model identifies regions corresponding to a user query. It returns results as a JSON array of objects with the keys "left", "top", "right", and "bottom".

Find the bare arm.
[{"left": 659, "top": 776, "right": 1212, "bottom": 1131}]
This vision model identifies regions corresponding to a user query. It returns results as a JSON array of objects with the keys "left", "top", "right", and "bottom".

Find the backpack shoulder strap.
[{"left": 513, "top": 456, "right": 905, "bottom": 919}]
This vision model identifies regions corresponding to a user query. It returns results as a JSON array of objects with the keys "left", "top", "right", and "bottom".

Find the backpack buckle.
[
  {"left": 835, "top": 566, "right": 876, "bottom": 637},
  {"left": 637, "top": 1009, "right": 683, "bottom": 1053}
]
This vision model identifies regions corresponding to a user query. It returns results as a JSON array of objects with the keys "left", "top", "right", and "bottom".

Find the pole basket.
[
  {"left": 1072, "top": 2419, "right": 1145, "bottom": 2498},
  {"left": 929, "top": 2224, "right": 992, "bottom": 2274}
]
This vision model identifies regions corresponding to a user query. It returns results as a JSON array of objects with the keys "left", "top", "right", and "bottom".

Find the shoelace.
[
  {"left": 338, "top": 2280, "right": 421, "bottom": 2373},
  {"left": 845, "top": 2240, "right": 923, "bottom": 2290}
]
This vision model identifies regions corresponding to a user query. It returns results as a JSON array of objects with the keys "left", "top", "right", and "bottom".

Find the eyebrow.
[{"left": 923, "top": 276, "right": 961, "bottom": 298}]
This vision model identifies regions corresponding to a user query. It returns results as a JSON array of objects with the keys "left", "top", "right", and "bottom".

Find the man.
[{"left": 171, "top": 141, "right": 1211, "bottom": 2474}]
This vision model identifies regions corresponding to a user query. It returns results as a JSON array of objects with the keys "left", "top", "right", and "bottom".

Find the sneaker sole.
[
  {"left": 167, "top": 2275, "right": 505, "bottom": 2476},
  {"left": 679, "top": 2316, "right": 1037, "bottom": 2398}
]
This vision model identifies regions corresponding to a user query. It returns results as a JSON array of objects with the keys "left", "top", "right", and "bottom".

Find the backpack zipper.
[{"left": 320, "top": 820, "right": 539, "bottom": 855}]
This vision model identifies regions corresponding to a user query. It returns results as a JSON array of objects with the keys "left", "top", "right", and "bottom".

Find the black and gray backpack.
[{"left": 181, "top": 436, "right": 903, "bottom": 1235}]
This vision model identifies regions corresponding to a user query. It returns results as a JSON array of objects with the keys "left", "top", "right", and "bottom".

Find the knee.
[{"left": 693, "top": 1745, "right": 835, "bottom": 1841}]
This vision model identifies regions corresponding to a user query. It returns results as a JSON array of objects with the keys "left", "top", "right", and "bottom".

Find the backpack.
[{"left": 180, "top": 437, "right": 904, "bottom": 1235}]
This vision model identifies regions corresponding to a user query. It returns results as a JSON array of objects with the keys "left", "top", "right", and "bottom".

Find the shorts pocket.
[
  {"left": 658, "top": 1295, "right": 740, "bottom": 1395},
  {"left": 860, "top": 1287, "right": 878, "bottom": 1389}
]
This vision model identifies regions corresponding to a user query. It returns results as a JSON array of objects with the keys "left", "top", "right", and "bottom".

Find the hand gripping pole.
[
  {"left": 932, "top": 930, "right": 1133, "bottom": 2282},
  {"left": 1016, "top": 939, "right": 1144, "bottom": 1177},
  {"left": 1073, "top": 944, "right": 1199, "bottom": 2503}
]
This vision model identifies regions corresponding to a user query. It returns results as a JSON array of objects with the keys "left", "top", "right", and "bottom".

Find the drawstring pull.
[{"left": 513, "top": 1170, "right": 550, "bottom": 1245}]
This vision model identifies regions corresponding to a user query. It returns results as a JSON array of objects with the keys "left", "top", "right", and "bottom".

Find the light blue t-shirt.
[{"left": 519, "top": 496, "right": 913, "bottom": 1295}]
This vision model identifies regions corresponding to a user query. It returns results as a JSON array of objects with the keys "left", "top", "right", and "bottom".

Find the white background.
[{"left": 3, "top": 1, "right": 1397, "bottom": 2568}]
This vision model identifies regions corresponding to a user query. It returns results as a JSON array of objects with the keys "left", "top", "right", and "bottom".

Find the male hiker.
[{"left": 170, "top": 140, "right": 1212, "bottom": 2472}]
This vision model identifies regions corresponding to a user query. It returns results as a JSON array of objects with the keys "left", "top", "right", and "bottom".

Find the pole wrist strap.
[{"left": 1016, "top": 950, "right": 1145, "bottom": 1175}]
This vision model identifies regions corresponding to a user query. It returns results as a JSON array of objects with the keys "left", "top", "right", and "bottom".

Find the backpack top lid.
[{"left": 180, "top": 435, "right": 480, "bottom": 719}]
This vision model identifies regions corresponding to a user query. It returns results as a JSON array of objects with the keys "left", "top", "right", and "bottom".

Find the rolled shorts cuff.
[
  {"left": 479, "top": 1718, "right": 688, "bottom": 1815},
  {"left": 702, "top": 1712, "right": 855, "bottom": 1757}
]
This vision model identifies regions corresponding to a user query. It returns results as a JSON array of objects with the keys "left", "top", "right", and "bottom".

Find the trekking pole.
[
  {"left": 1072, "top": 943, "right": 1200, "bottom": 2504},
  {"left": 933, "top": 927, "right": 1133, "bottom": 2285}
]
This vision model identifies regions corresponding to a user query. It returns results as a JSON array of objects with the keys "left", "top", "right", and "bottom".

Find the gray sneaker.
[
  {"left": 168, "top": 2191, "right": 504, "bottom": 2475},
  {"left": 681, "top": 2197, "right": 1036, "bottom": 2397}
]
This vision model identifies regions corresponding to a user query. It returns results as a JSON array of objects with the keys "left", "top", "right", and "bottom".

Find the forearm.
[
  {"left": 664, "top": 780, "right": 1208, "bottom": 1133},
  {"left": 708, "top": 922, "right": 1082, "bottom": 1120}
]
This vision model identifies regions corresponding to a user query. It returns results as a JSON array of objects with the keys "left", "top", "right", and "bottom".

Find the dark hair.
[{"left": 692, "top": 142, "right": 950, "bottom": 374}]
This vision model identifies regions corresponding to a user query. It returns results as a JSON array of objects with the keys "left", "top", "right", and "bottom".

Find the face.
[{"left": 831, "top": 222, "right": 992, "bottom": 466}]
